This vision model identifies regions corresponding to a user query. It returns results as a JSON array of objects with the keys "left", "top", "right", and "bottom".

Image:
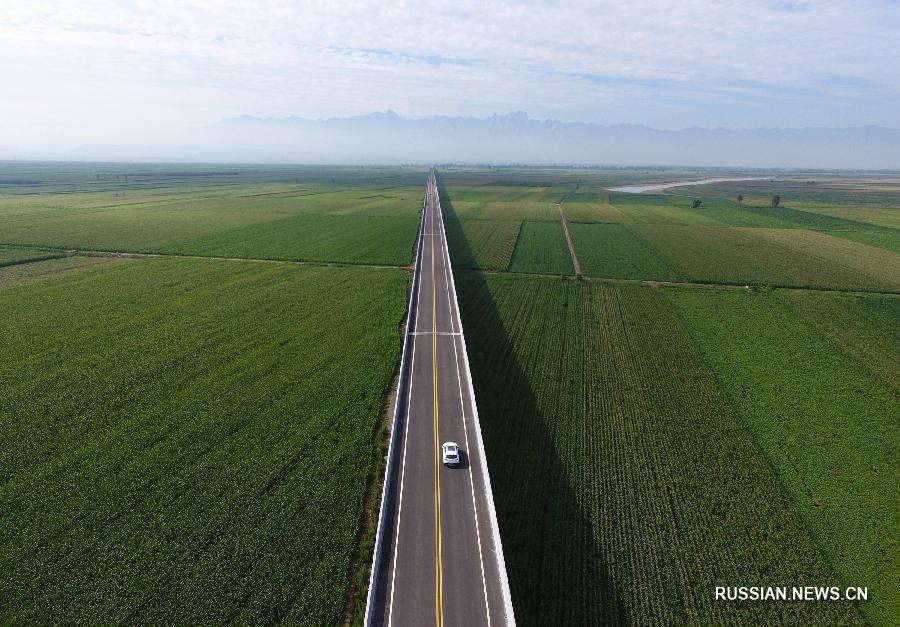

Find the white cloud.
[{"left": 0, "top": 0, "right": 897, "bottom": 145}]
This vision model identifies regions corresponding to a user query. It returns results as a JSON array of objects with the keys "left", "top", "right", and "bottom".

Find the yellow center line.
[{"left": 431, "top": 184, "right": 444, "bottom": 627}]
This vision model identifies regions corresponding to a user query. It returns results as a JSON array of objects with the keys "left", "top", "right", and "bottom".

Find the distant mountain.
[
  {"left": 2, "top": 113, "right": 898, "bottom": 168},
  {"left": 203, "top": 112, "right": 900, "bottom": 169}
]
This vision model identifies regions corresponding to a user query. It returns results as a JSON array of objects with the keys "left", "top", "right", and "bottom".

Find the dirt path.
[
  {"left": 1, "top": 245, "right": 409, "bottom": 272},
  {"left": 464, "top": 266, "right": 900, "bottom": 298},
  {"left": 557, "top": 203, "right": 582, "bottom": 276}
]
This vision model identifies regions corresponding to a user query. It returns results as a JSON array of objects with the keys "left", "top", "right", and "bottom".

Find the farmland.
[
  {"left": 568, "top": 223, "right": 679, "bottom": 281},
  {"left": 0, "top": 255, "right": 408, "bottom": 624},
  {"left": 670, "top": 289, "right": 899, "bottom": 625},
  {"left": 782, "top": 291, "right": 899, "bottom": 394},
  {"left": 508, "top": 221, "right": 573, "bottom": 275},
  {"left": 4, "top": 163, "right": 898, "bottom": 625},
  {"left": 440, "top": 171, "right": 900, "bottom": 291},
  {"left": 455, "top": 273, "right": 863, "bottom": 625},
  {"left": 440, "top": 169, "right": 898, "bottom": 626},
  {"left": 0, "top": 164, "right": 423, "bottom": 266},
  {"left": 0, "top": 163, "right": 425, "bottom": 624},
  {"left": 0, "top": 245, "right": 65, "bottom": 267},
  {"left": 442, "top": 217, "right": 521, "bottom": 270}
]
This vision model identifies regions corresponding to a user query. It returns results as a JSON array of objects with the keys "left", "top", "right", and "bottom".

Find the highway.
[{"left": 366, "top": 171, "right": 514, "bottom": 627}]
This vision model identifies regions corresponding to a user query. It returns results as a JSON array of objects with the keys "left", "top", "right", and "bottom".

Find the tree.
[
  {"left": 771, "top": 195, "right": 781, "bottom": 208},
  {"left": 691, "top": 199, "right": 702, "bottom": 208},
  {"left": 737, "top": 194, "right": 743, "bottom": 203}
]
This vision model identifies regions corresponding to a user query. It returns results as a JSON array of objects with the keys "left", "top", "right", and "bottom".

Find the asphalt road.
[{"left": 369, "top": 171, "right": 512, "bottom": 626}]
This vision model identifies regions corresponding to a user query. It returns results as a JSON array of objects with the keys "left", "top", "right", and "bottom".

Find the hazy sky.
[{"left": 2, "top": 0, "right": 899, "bottom": 146}]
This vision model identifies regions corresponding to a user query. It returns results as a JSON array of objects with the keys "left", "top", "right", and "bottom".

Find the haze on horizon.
[{"left": 2, "top": 0, "right": 899, "bottom": 166}]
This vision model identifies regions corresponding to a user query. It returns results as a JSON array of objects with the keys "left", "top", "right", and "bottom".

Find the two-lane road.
[{"left": 368, "top": 171, "right": 513, "bottom": 626}]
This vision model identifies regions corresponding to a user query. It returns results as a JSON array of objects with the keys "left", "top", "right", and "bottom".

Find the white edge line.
[
  {"left": 437, "top": 192, "right": 492, "bottom": 626},
  {"left": 434, "top": 174, "right": 517, "bottom": 625},
  {"left": 386, "top": 226, "right": 423, "bottom": 626},
  {"left": 364, "top": 189, "right": 427, "bottom": 627}
]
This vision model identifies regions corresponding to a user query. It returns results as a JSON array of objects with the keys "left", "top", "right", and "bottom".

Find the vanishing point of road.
[{"left": 366, "top": 171, "right": 514, "bottom": 626}]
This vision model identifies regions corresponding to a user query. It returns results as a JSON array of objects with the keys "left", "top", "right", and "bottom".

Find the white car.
[{"left": 442, "top": 441, "right": 460, "bottom": 466}]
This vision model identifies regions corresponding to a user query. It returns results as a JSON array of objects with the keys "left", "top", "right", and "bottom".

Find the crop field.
[
  {"left": 439, "top": 167, "right": 724, "bottom": 190},
  {"left": 821, "top": 229, "right": 900, "bottom": 254},
  {"left": 441, "top": 171, "right": 900, "bottom": 291},
  {"left": 444, "top": 168, "right": 897, "bottom": 626},
  {"left": 0, "top": 245, "right": 65, "bottom": 267},
  {"left": 628, "top": 224, "right": 900, "bottom": 290},
  {"left": 156, "top": 213, "right": 417, "bottom": 266},
  {"left": 6, "top": 164, "right": 898, "bottom": 626},
  {"left": 679, "top": 180, "right": 900, "bottom": 229},
  {"left": 562, "top": 194, "right": 633, "bottom": 224},
  {"left": 669, "top": 289, "right": 899, "bottom": 625},
  {"left": 604, "top": 193, "right": 725, "bottom": 226},
  {"left": 442, "top": 216, "right": 522, "bottom": 270},
  {"left": 0, "top": 255, "right": 408, "bottom": 624},
  {"left": 782, "top": 291, "right": 899, "bottom": 397},
  {"left": 568, "top": 223, "right": 680, "bottom": 280},
  {"left": 440, "top": 180, "right": 577, "bottom": 273},
  {"left": 456, "top": 273, "right": 863, "bottom": 625},
  {"left": 508, "top": 221, "right": 573, "bottom": 275},
  {"left": 432, "top": 185, "right": 561, "bottom": 221},
  {"left": 0, "top": 165, "right": 423, "bottom": 265}
]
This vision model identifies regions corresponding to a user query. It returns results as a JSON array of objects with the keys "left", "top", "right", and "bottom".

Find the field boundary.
[
  {"left": 362, "top": 190, "right": 426, "bottom": 626},
  {"left": 0, "top": 244, "right": 409, "bottom": 271},
  {"left": 556, "top": 203, "right": 582, "bottom": 275},
  {"left": 437, "top": 175, "right": 517, "bottom": 625},
  {"left": 0, "top": 252, "right": 69, "bottom": 269},
  {"left": 453, "top": 266, "right": 900, "bottom": 297},
  {"left": 505, "top": 220, "right": 526, "bottom": 271}
]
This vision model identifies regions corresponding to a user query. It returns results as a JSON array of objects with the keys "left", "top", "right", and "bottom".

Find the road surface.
[{"left": 367, "top": 171, "right": 513, "bottom": 626}]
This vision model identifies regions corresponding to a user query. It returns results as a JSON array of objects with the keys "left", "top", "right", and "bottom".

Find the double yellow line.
[{"left": 430, "top": 182, "right": 445, "bottom": 627}]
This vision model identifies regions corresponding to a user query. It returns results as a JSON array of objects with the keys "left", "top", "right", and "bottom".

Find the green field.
[
  {"left": 443, "top": 169, "right": 898, "bottom": 626},
  {"left": 443, "top": 217, "right": 522, "bottom": 270},
  {"left": 670, "top": 289, "right": 899, "bottom": 625},
  {"left": 0, "top": 245, "right": 65, "bottom": 267},
  {"left": 0, "top": 255, "right": 407, "bottom": 624},
  {"left": 508, "top": 221, "right": 573, "bottom": 275},
  {"left": 435, "top": 184, "right": 562, "bottom": 221},
  {"left": 4, "top": 164, "right": 898, "bottom": 625},
  {"left": 441, "top": 172, "right": 900, "bottom": 291},
  {"left": 158, "top": 213, "right": 417, "bottom": 266},
  {"left": 568, "top": 223, "right": 679, "bottom": 280},
  {"left": 0, "top": 167, "right": 422, "bottom": 266},
  {"left": 829, "top": 229, "right": 900, "bottom": 254},
  {"left": 625, "top": 224, "right": 900, "bottom": 290},
  {"left": 0, "top": 164, "right": 423, "bottom": 623},
  {"left": 782, "top": 291, "right": 899, "bottom": 395},
  {"left": 457, "top": 274, "right": 863, "bottom": 624}
]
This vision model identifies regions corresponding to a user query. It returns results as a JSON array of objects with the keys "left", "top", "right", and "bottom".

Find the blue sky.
[{"left": 2, "top": 0, "right": 898, "bottom": 145}]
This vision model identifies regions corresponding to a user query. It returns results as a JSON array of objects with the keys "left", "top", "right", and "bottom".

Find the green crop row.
[
  {"left": 456, "top": 273, "right": 861, "bottom": 625},
  {"left": 0, "top": 245, "right": 66, "bottom": 268},
  {"left": 0, "top": 174, "right": 423, "bottom": 265},
  {"left": 568, "top": 223, "right": 679, "bottom": 280},
  {"left": 670, "top": 288, "right": 899, "bottom": 625},
  {"left": 508, "top": 221, "right": 574, "bottom": 275},
  {"left": 568, "top": 223, "right": 900, "bottom": 291},
  {"left": 0, "top": 256, "right": 408, "bottom": 624}
]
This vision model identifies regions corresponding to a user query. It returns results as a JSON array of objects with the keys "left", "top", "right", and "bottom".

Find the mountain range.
[
  {"left": 5, "top": 112, "right": 899, "bottom": 169},
  {"left": 201, "top": 111, "right": 900, "bottom": 169}
]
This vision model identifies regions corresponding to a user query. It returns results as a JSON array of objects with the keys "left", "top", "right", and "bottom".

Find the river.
[{"left": 606, "top": 176, "right": 770, "bottom": 194}]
